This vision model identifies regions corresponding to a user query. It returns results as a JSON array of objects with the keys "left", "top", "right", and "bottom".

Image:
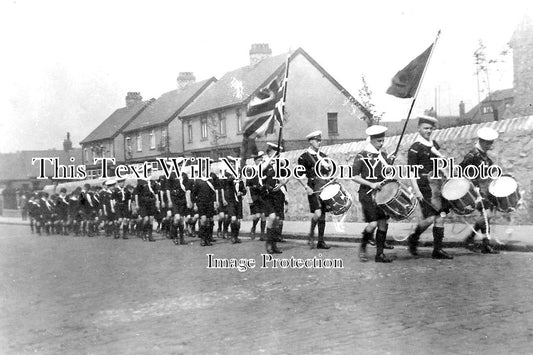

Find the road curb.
[
  {"left": 2, "top": 221, "right": 532, "bottom": 252},
  {"left": 239, "top": 233, "right": 533, "bottom": 253}
]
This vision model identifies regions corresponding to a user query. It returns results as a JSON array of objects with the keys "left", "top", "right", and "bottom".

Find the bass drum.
[
  {"left": 489, "top": 175, "right": 520, "bottom": 213},
  {"left": 441, "top": 178, "right": 477, "bottom": 215},
  {"left": 374, "top": 180, "right": 417, "bottom": 221},
  {"left": 319, "top": 183, "right": 352, "bottom": 215}
]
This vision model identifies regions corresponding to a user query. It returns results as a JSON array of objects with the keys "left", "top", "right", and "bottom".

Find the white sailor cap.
[
  {"left": 253, "top": 151, "right": 265, "bottom": 159},
  {"left": 266, "top": 142, "right": 284, "bottom": 152},
  {"left": 105, "top": 179, "right": 117, "bottom": 186},
  {"left": 418, "top": 115, "right": 438, "bottom": 126},
  {"left": 365, "top": 125, "right": 388, "bottom": 138},
  {"left": 477, "top": 127, "right": 499, "bottom": 141},
  {"left": 306, "top": 130, "right": 322, "bottom": 140}
]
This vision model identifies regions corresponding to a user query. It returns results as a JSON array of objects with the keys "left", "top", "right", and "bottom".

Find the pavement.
[
  {"left": 2, "top": 215, "right": 532, "bottom": 252},
  {"left": 1, "top": 224, "right": 533, "bottom": 354}
]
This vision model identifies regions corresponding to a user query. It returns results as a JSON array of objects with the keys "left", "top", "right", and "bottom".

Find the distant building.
[
  {"left": 179, "top": 45, "right": 371, "bottom": 158},
  {"left": 80, "top": 92, "right": 153, "bottom": 178},
  {"left": 463, "top": 88, "right": 514, "bottom": 124},
  {"left": 121, "top": 74, "right": 216, "bottom": 167},
  {"left": 0, "top": 133, "right": 82, "bottom": 210}
]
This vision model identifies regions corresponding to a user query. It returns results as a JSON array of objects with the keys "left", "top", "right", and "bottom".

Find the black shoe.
[
  {"left": 316, "top": 241, "right": 330, "bottom": 249},
  {"left": 148, "top": 236, "right": 156, "bottom": 242},
  {"left": 375, "top": 253, "right": 393, "bottom": 263},
  {"left": 271, "top": 243, "right": 282, "bottom": 254},
  {"left": 481, "top": 243, "right": 499, "bottom": 254},
  {"left": 384, "top": 241, "right": 394, "bottom": 250},
  {"left": 432, "top": 249, "right": 453, "bottom": 259}
]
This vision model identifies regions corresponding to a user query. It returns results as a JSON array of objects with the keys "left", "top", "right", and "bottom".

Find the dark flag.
[
  {"left": 241, "top": 71, "right": 285, "bottom": 159},
  {"left": 386, "top": 44, "right": 433, "bottom": 98}
]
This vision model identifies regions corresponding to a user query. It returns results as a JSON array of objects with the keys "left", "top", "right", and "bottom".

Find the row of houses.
[{"left": 79, "top": 44, "right": 372, "bottom": 177}]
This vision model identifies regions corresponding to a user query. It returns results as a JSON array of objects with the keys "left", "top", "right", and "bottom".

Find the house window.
[
  {"left": 327, "top": 112, "right": 338, "bottom": 134},
  {"left": 482, "top": 105, "right": 493, "bottom": 114},
  {"left": 137, "top": 132, "right": 142, "bottom": 152},
  {"left": 187, "top": 121, "right": 193, "bottom": 143},
  {"left": 151, "top": 161, "right": 158, "bottom": 171},
  {"left": 126, "top": 137, "right": 131, "bottom": 155},
  {"left": 161, "top": 128, "right": 167, "bottom": 147},
  {"left": 236, "top": 108, "right": 243, "bottom": 133},
  {"left": 218, "top": 112, "right": 226, "bottom": 136},
  {"left": 84, "top": 148, "right": 88, "bottom": 163},
  {"left": 201, "top": 117, "right": 208, "bottom": 140},
  {"left": 150, "top": 129, "right": 156, "bottom": 149}
]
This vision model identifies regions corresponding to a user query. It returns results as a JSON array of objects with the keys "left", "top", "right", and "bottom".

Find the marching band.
[{"left": 27, "top": 119, "right": 519, "bottom": 263}]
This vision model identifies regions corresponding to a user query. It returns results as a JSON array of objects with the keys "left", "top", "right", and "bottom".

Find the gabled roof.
[
  {"left": 80, "top": 100, "right": 153, "bottom": 144},
  {"left": 0, "top": 149, "right": 83, "bottom": 181},
  {"left": 180, "top": 47, "right": 371, "bottom": 119},
  {"left": 123, "top": 78, "right": 216, "bottom": 133},
  {"left": 464, "top": 88, "right": 514, "bottom": 122}
]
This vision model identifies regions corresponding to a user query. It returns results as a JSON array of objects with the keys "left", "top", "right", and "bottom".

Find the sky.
[{"left": 0, "top": 0, "right": 530, "bottom": 153}]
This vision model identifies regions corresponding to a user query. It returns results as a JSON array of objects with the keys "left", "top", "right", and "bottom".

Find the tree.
[
  {"left": 473, "top": 40, "right": 510, "bottom": 121},
  {"left": 357, "top": 75, "right": 384, "bottom": 126}
]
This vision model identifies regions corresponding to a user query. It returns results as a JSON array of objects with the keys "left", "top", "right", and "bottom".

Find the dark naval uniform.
[
  {"left": 352, "top": 149, "right": 391, "bottom": 223},
  {"left": 459, "top": 146, "right": 496, "bottom": 209},
  {"left": 297, "top": 149, "right": 332, "bottom": 213},
  {"left": 192, "top": 176, "right": 217, "bottom": 246},
  {"left": 407, "top": 140, "right": 449, "bottom": 218},
  {"left": 459, "top": 127, "right": 500, "bottom": 254}
]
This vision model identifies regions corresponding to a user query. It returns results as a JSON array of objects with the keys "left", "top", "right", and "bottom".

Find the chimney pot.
[
  {"left": 125, "top": 92, "right": 142, "bottom": 107},
  {"left": 177, "top": 72, "right": 196, "bottom": 90},
  {"left": 249, "top": 43, "right": 272, "bottom": 66},
  {"left": 63, "top": 132, "right": 72, "bottom": 152},
  {"left": 459, "top": 100, "right": 465, "bottom": 118}
]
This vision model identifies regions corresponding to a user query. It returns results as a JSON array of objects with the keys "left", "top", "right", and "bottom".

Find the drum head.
[
  {"left": 489, "top": 176, "right": 518, "bottom": 197},
  {"left": 442, "top": 178, "right": 472, "bottom": 200},
  {"left": 320, "top": 183, "right": 340, "bottom": 200},
  {"left": 374, "top": 181, "right": 399, "bottom": 205}
]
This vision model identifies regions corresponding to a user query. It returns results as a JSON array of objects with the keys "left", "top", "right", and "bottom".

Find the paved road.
[{"left": 1, "top": 225, "right": 532, "bottom": 354}]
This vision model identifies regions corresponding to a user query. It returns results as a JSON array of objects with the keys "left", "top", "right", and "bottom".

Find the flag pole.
[
  {"left": 276, "top": 51, "right": 291, "bottom": 155},
  {"left": 391, "top": 30, "right": 441, "bottom": 163}
]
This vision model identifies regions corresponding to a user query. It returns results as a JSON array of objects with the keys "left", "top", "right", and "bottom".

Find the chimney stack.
[
  {"left": 177, "top": 72, "right": 196, "bottom": 90},
  {"left": 459, "top": 100, "right": 465, "bottom": 118},
  {"left": 249, "top": 43, "right": 272, "bottom": 66},
  {"left": 125, "top": 92, "right": 142, "bottom": 107},
  {"left": 63, "top": 132, "right": 72, "bottom": 152}
]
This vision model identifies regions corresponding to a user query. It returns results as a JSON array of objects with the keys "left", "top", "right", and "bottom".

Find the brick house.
[
  {"left": 80, "top": 92, "right": 153, "bottom": 178},
  {"left": 179, "top": 45, "right": 371, "bottom": 158}
]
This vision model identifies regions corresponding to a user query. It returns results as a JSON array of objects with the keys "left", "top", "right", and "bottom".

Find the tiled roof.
[
  {"left": 180, "top": 48, "right": 370, "bottom": 119},
  {"left": 180, "top": 52, "right": 290, "bottom": 117},
  {"left": 123, "top": 78, "right": 216, "bottom": 133},
  {"left": 481, "top": 88, "right": 514, "bottom": 103},
  {"left": 80, "top": 100, "right": 152, "bottom": 144},
  {"left": 0, "top": 149, "right": 83, "bottom": 180},
  {"left": 463, "top": 88, "right": 514, "bottom": 123}
]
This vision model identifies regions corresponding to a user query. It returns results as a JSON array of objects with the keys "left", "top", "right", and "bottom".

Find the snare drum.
[
  {"left": 441, "top": 178, "right": 477, "bottom": 215},
  {"left": 319, "top": 183, "right": 352, "bottom": 215},
  {"left": 489, "top": 175, "right": 520, "bottom": 213},
  {"left": 373, "top": 180, "right": 418, "bottom": 220}
]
